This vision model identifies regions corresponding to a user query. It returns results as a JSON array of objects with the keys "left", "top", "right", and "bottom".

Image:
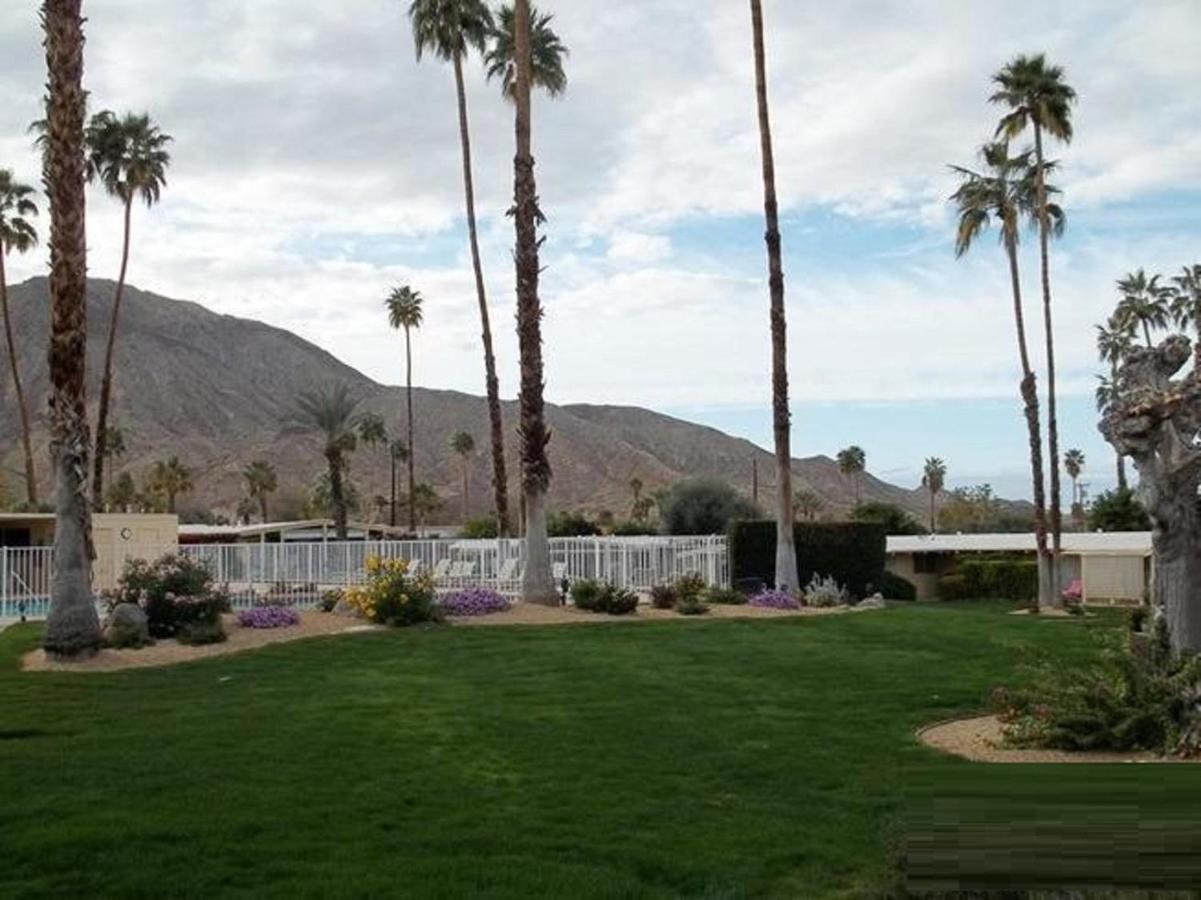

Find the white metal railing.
[{"left": 0, "top": 536, "right": 729, "bottom": 617}]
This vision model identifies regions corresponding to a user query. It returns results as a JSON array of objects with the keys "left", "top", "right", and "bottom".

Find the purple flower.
[
  {"left": 238, "top": 606, "right": 301, "bottom": 629},
  {"left": 438, "top": 588, "right": 511, "bottom": 617},
  {"left": 748, "top": 589, "right": 801, "bottom": 610}
]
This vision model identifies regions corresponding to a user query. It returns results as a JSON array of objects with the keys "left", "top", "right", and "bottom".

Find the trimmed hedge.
[
  {"left": 728, "top": 521, "right": 887, "bottom": 599},
  {"left": 942, "top": 557, "right": 1037, "bottom": 601},
  {"left": 880, "top": 571, "right": 917, "bottom": 602}
]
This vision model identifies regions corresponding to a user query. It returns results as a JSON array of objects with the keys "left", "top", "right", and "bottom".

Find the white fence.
[{"left": 0, "top": 536, "right": 729, "bottom": 617}]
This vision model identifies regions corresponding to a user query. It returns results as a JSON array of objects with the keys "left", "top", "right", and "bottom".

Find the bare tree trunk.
[
  {"left": 328, "top": 450, "right": 347, "bottom": 540},
  {"left": 42, "top": 0, "right": 101, "bottom": 660},
  {"left": 92, "top": 195, "right": 132, "bottom": 507},
  {"left": 405, "top": 326, "right": 415, "bottom": 533},
  {"left": 1005, "top": 234, "right": 1053, "bottom": 608},
  {"left": 453, "top": 52, "right": 511, "bottom": 538},
  {"left": 1032, "top": 125, "right": 1063, "bottom": 606},
  {"left": 0, "top": 251, "right": 38, "bottom": 506},
  {"left": 1117, "top": 454, "right": 1128, "bottom": 492},
  {"left": 389, "top": 453, "right": 397, "bottom": 527},
  {"left": 749, "top": 0, "right": 798, "bottom": 592},
  {"left": 513, "top": 0, "right": 556, "bottom": 605}
]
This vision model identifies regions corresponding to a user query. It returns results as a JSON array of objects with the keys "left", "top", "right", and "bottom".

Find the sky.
[{"left": 1, "top": 0, "right": 1199, "bottom": 502}]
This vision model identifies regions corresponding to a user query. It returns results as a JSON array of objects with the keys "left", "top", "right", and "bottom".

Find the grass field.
[{"left": 2, "top": 602, "right": 1200, "bottom": 898}]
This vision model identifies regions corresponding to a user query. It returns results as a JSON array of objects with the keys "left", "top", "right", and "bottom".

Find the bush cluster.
[
  {"left": 570, "top": 579, "right": 639, "bottom": 615},
  {"left": 704, "top": 586, "right": 746, "bottom": 606},
  {"left": 104, "top": 554, "right": 229, "bottom": 640},
  {"left": 996, "top": 614, "right": 1201, "bottom": 757},
  {"left": 803, "top": 574, "right": 849, "bottom": 608},
  {"left": 728, "top": 521, "right": 886, "bottom": 599},
  {"left": 942, "top": 557, "right": 1037, "bottom": 601},
  {"left": 880, "top": 571, "right": 917, "bottom": 601},
  {"left": 343, "top": 556, "right": 439, "bottom": 626}
]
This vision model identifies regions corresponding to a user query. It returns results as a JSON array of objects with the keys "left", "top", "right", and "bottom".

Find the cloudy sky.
[{"left": 2, "top": 0, "right": 1199, "bottom": 501}]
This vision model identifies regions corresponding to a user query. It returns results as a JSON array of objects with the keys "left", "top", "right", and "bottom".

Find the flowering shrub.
[
  {"left": 104, "top": 554, "right": 229, "bottom": 639},
  {"left": 1062, "top": 579, "right": 1083, "bottom": 603},
  {"left": 748, "top": 588, "right": 801, "bottom": 610},
  {"left": 344, "top": 556, "right": 439, "bottom": 626},
  {"left": 804, "top": 574, "right": 849, "bottom": 608},
  {"left": 439, "top": 588, "right": 511, "bottom": 617},
  {"left": 650, "top": 584, "right": 677, "bottom": 610},
  {"left": 238, "top": 606, "right": 301, "bottom": 629}
]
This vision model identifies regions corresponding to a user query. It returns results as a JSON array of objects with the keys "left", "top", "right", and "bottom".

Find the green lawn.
[{"left": 2, "top": 603, "right": 1199, "bottom": 898}]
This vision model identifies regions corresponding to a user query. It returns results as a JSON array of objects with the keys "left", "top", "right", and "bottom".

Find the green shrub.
[
  {"left": 728, "top": 520, "right": 886, "bottom": 599},
  {"left": 460, "top": 516, "right": 499, "bottom": 539},
  {"left": 571, "top": 579, "right": 638, "bottom": 615},
  {"left": 546, "top": 511, "right": 601, "bottom": 537},
  {"left": 996, "top": 616, "right": 1201, "bottom": 756},
  {"left": 610, "top": 520, "right": 659, "bottom": 536},
  {"left": 344, "top": 557, "right": 440, "bottom": 627},
  {"left": 958, "top": 557, "right": 1037, "bottom": 601},
  {"left": 104, "top": 554, "right": 229, "bottom": 639},
  {"left": 938, "top": 574, "right": 968, "bottom": 601},
  {"left": 649, "top": 584, "right": 677, "bottom": 610},
  {"left": 1088, "top": 487, "right": 1150, "bottom": 532},
  {"left": 676, "top": 593, "right": 710, "bottom": 616},
  {"left": 176, "top": 619, "right": 227, "bottom": 646},
  {"left": 880, "top": 571, "right": 917, "bottom": 601},
  {"left": 851, "top": 502, "right": 926, "bottom": 535},
  {"left": 319, "top": 590, "right": 342, "bottom": 613},
  {"left": 673, "top": 573, "right": 706, "bottom": 605},
  {"left": 704, "top": 586, "right": 746, "bottom": 606}
]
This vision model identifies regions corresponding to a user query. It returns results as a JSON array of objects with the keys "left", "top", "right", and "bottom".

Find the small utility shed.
[{"left": 886, "top": 531, "right": 1152, "bottom": 604}]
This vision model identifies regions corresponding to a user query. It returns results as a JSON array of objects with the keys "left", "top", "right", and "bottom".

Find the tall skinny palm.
[
  {"left": 148, "top": 456, "right": 192, "bottom": 513},
  {"left": 509, "top": 0, "right": 557, "bottom": 605},
  {"left": 484, "top": 4, "right": 569, "bottom": 99},
  {"left": 451, "top": 431, "right": 475, "bottom": 520},
  {"left": 86, "top": 110, "right": 171, "bottom": 507},
  {"left": 1116, "top": 268, "right": 1171, "bottom": 347},
  {"left": 243, "top": 459, "right": 278, "bottom": 523},
  {"left": 922, "top": 457, "right": 946, "bottom": 533},
  {"left": 385, "top": 286, "right": 423, "bottom": 532},
  {"left": 409, "top": 0, "right": 512, "bottom": 538},
  {"left": 991, "top": 53, "right": 1076, "bottom": 598},
  {"left": 0, "top": 170, "right": 40, "bottom": 506},
  {"left": 41, "top": 0, "right": 101, "bottom": 659},
  {"left": 748, "top": 0, "right": 798, "bottom": 591},
  {"left": 293, "top": 385, "right": 362, "bottom": 540},
  {"left": 1170, "top": 264, "right": 1201, "bottom": 366},
  {"left": 1095, "top": 314, "right": 1135, "bottom": 491},
  {"left": 950, "top": 140, "right": 1062, "bottom": 607},
  {"left": 1063, "top": 448, "right": 1085, "bottom": 525},
  {"left": 836, "top": 445, "right": 866, "bottom": 506}
]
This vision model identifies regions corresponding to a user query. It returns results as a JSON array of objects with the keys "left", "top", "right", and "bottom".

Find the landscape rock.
[
  {"left": 105, "top": 603, "right": 151, "bottom": 649},
  {"left": 854, "top": 595, "right": 887, "bottom": 611}
]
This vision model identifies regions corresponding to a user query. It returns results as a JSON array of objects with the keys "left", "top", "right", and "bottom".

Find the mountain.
[{"left": 0, "top": 277, "right": 951, "bottom": 524}]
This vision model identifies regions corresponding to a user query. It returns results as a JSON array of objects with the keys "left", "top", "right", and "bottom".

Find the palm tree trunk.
[
  {"left": 328, "top": 451, "right": 347, "bottom": 540},
  {"left": 41, "top": 0, "right": 101, "bottom": 660},
  {"left": 0, "top": 251, "right": 38, "bottom": 506},
  {"left": 92, "top": 195, "right": 132, "bottom": 507},
  {"left": 750, "top": 0, "right": 799, "bottom": 592},
  {"left": 1005, "top": 234, "right": 1053, "bottom": 607},
  {"left": 929, "top": 488, "right": 935, "bottom": 532},
  {"left": 461, "top": 457, "right": 469, "bottom": 522},
  {"left": 513, "top": 0, "right": 556, "bottom": 605},
  {"left": 258, "top": 493, "right": 268, "bottom": 523},
  {"left": 1033, "top": 124, "right": 1063, "bottom": 607},
  {"left": 1117, "top": 453, "right": 1128, "bottom": 492},
  {"left": 404, "top": 326, "right": 415, "bottom": 533},
  {"left": 453, "top": 51, "right": 511, "bottom": 539},
  {"left": 389, "top": 453, "right": 397, "bottom": 527}
]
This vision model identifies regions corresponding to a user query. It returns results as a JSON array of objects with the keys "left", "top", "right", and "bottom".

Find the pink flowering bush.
[
  {"left": 238, "top": 606, "right": 301, "bottom": 629},
  {"left": 748, "top": 588, "right": 801, "bottom": 610},
  {"left": 439, "top": 588, "right": 511, "bottom": 617},
  {"left": 1062, "top": 579, "right": 1084, "bottom": 603},
  {"left": 105, "top": 554, "right": 229, "bottom": 639}
]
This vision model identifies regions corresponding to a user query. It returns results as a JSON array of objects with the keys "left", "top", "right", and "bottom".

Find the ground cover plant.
[
  {"left": 438, "top": 588, "right": 510, "bottom": 617},
  {"left": 3, "top": 602, "right": 1201, "bottom": 896},
  {"left": 237, "top": 607, "right": 301, "bottom": 629}
]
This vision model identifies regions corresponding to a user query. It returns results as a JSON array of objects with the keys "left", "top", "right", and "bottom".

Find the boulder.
[
  {"left": 854, "top": 595, "right": 887, "bottom": 611},
  {"left": 105, "top": 603, "right": 151, "bottom": 649}
]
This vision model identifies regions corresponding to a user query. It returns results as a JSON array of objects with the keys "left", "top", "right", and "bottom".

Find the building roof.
[
  {"left": 886, "top": 531, "right": 1152, "bottom": 556},
  {"left": 178, "top": 519, "right": 412, "bottom": 541}
]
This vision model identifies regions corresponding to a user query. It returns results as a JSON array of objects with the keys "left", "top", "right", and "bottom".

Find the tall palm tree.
[
  {"left": 388, "top": 438, "right": 408, "bottom": 527},
  {"left": 409, "top": 482, "right": 442, "bottom": 528},
  {"left": 451, "top": 431, "right": 475, "bottom": 520},
  {"left": 243, "top": 459, "right": 278, "bottom": 523},
  {"left": 748, "top": 0, "right": 799, "bottom": 592},
  {"left": 99, "top": 423, "right": 125, "bottom": 504},
  {"left": 148, "top": 456, "right": 192, "bottom": 513},
  {"left": 0, "top": 169, "right": 40, "bottom": 506},
  {"left": 293, "top": 384, "right": 362, "bottom": 539},
  {"left": 510, "top": 0, "right": 556, "bottom": 605},
  {"left": 41, "top": 0, "right": 101, "bottom": 660},
  {"left": 1170, "top": 264, "right": 1201, "bottom": 366},
  {"left": 85, "top": 110, "right": 172, "bottom": 507},
  {"left": 921, "top": 457, "right": 947, "bottom": 533},
  {"left": 385, "top": 285, "right": 423, "bottom": 532},
  {"left": 1115, "top": 268, "right": 1171, "bottom": 347},
  {"left": 991, "top": 53, "right": 1076, "bottom": 598},
  {"left": 484, "top": 3, "right": 569, "bottom": 99},
  {"left": 107, "top": 470, "right": 136, "bottom": 513},
  {"left": 950, "top": 140, "right": 1062, "bottom": 607},
  {"left": 1063, "top": 448, "right": 1085, "bottom": 526},
  {"left": 409, "top": 0, "right": 512, "bottom": 539},
  {"left": 1095, "top": 314, "right": 1136, "bottom": 491},
  {"left": 836, "top": 445, "right": 867, "bottom": 505}
]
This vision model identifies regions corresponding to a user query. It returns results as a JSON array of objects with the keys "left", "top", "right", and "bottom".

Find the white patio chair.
[{"left": 431, "top": 558, "right": 453, "bottom": 583}]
